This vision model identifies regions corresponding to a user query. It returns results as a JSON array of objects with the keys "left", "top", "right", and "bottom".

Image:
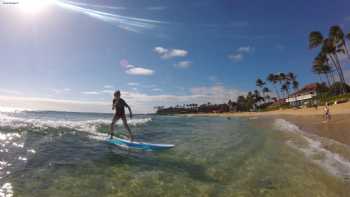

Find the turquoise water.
[{"left": 0, "top": 111, "right": 350, "bottom": 196}]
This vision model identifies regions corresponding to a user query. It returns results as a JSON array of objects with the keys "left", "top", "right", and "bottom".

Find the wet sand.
[
  {"left": 282, "top": 114, "right": 350, "bottom": 146},
  {"left": 186, "top": 102, "right": 350, "bottom": 146}
]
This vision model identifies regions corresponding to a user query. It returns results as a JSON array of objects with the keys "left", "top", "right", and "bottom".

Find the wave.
[
  {"left": 0, "top": 113, "right": 152, "bottom": 133},
  {"left": 273, "top": 118, "right": 350, "bottom": 179}
]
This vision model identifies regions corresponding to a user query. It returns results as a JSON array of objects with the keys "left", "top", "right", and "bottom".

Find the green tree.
[
  {"left": 267, "top": 73, "right": 280, "bottom": 99},
  {"left": 309, "top": 30, "right": 346, "bottom": 89}
]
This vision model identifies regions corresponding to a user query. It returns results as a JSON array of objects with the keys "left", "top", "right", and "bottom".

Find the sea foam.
[
  {"left": 274, "top": 118, "right": 350, "bottom": 179},
  {"left": 0, "top": 113, "right": 152, "bottom": 133}
]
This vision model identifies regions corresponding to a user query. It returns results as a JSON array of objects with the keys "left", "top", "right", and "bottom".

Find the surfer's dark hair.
[{"left": 114, "top": 90, "right": 120, "bottom": 96}]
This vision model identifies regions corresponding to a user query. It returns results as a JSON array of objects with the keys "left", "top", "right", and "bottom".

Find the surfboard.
[{"left": 107, "top": 137, "right": 175, "bottom": 151}]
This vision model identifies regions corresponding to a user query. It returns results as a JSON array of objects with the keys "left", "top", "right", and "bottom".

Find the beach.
[{"left": 187, "top": 102, "right": 350, "bottom": 145}]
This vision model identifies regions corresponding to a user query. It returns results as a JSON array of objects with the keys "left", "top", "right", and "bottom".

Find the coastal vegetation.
[{"left": 155, "top": 25, "right": 350, "bottom": 115}]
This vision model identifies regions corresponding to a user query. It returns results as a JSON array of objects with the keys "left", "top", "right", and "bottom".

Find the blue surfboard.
[{"left": 107, "top": 137, "right": 175, "bottom": 151}]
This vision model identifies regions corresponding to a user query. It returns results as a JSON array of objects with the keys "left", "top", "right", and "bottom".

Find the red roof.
[{"left": 290, "top": 83, "right": 318, "bottom": 97}]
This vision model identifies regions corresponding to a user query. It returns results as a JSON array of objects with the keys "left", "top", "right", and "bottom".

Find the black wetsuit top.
[{"left": 113, "top": 98, "right": 127, "bottom": 116}]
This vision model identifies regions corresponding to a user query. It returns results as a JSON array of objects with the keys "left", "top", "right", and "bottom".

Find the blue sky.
[{"left": 0, "top": 0, "right": 349, "bottom": 113}]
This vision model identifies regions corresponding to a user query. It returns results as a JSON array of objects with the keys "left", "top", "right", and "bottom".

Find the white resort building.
[{"left": 285, "top": 83, "right": 318, "bottom": 106}]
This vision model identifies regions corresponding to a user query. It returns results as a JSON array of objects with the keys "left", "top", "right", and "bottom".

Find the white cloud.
[
  {"left": 154, "top": 46, "right": 188, "bottom": 59},
  {"left": 54, "top": 1, "right": 163, "bottom": 33},
  {"left": 103, "top": 85, "right": 113, "bottom": 89},
  {"left": 228, "top": 53, "right": 243, "bottom": 61},
  {"left": 154, "top": 46, "right": 168, "bottom": 54},
  {"left": 128, "top": 82, "right": 140, "bottom": 86},
  {"left": 126, "top": 67, "right": 154, "bottom": 76},
  {"left": 121, "top": 63, "right": 154, "bottom": 76},
  {"left": 152, "top": 88, "right": 162, "bottom": 92},
  {"left": 174, "top": 61, "right": 192, "bottom": 69},
  {"left": 63, "top": 1, "right": 126, "bottom": 10},
  {"left": 0, "top": 88, "right": 22, "bottom": 95},
  {"left": 190, "top": 85, "right": 244, "bottom": 104},
  {"left": 146, "top": 6, "right": 167, "bottom": 10},
  {"left": 237, "top": 46, "right": 252, "bottom": 53},
  {"left": 0, "top": 86, "right": 244, "bottom": 113},
  {"left": 100, "top": 90, "right": 114, "bottom": 94},
  {"left": 228, "top": 45, "right": 254, "bottom": 62},
  {"left": 0, "top": 95, "right": 109, "bottom": 113},
  {"left": 51, "top": 88, "right": 71, "bottom": 94},
  {"left": 124, "top": 64, "right": 135, "bottom": 69},
  {"left": 81, "top": 91, "right": 100, "bottom": 95}
]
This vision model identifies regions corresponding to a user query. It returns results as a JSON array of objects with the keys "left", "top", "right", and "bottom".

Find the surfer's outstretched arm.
[{"left": 125, "top": 103, "right": 132, "bottom": 119}]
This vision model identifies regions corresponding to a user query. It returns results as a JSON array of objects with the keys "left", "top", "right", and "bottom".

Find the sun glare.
[{"left": 17, "top": 0, "right": 54, "bottom": 14}]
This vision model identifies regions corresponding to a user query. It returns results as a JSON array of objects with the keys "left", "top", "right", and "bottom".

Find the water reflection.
[{"left": 0, "top": 182, "right": 13, "bottom": 197}]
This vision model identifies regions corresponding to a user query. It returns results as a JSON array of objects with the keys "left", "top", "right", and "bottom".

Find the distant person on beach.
[
  {"left": 109, "top": 90, "right": 134, "bottom": 140},
  {"left": 323, "top": 102, "right": 331, "bottom": 122}
]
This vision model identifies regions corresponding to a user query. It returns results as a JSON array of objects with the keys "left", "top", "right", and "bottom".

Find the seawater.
[{"left": 0, "top": 111, "right": 350, "bottom": 197}]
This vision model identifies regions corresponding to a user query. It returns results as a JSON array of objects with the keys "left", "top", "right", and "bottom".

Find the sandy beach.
[
  {"left": 188, "top": 102, "right": 350, "bottom": 146},
  {"left": 194, "top": 101, "right": 350, "bottom": 117}
]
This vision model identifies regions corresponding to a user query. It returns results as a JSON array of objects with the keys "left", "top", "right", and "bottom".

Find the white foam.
[
  {"left": 26, "top": 149, "right": 36, "bottom": 154},
  {"left": 274, "top": 118, "right": 350, "bottom": 179},
  {"left": 0, "top": 113, "right": 152, "bottom": 134},
  {"left": 18, "top": 156, "right": 27, "bottom": 161},
  {"left": 0, "top": 133, "right": 21, "bottom": 142},
  {"left": 0, "top": 182, "right": 13, "bottom": 197}
]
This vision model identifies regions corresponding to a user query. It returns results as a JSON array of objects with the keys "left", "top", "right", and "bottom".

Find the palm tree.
[
  {"left": 312, "top": 63, "right": 324, "bottom": 83},
  {"left": 347, "top": 32, "right": 350, "bottom": 46},
  {"left": 256, "top": 78, "right": 265, "bottom": 102},
  {"left": 309, "top": 31, "right": 323, "bottom": 49},
  {"left": 262, "top": 87, "right": 270, "bottom": 102},
  {"left": 321, "top": 64, "right": 332, "bottom": 86},
  {"left": 284, "top": 80, "right": 291, "bottom": 97},
  {"left": 267, "top": 73, "right": 280, "bottom": 99},
  {"left": 292, "top": 80, "right": 299, "bottom": 92},
  {"left": 281, "top": 83, "right": 289, "bottom": 98},
  {"left": 329, "top": 25, "right": 349, "bottom": 58},
  {"left": 278, "top": 73, "right": 287, "bottom": 97},
  {"left": 309, "top": 30, "right": 346, "bottom": 87},
  {"left": 292, "top": 80, "right": 299, "bottom": 105},
  {"left": 314, "top": 53, "right": 334, "bottom": 86},
  {"left": 256, "top": 78, "right": 265, "bottom": 89}
]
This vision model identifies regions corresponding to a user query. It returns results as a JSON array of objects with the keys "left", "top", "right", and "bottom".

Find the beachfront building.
[{"left": 285, "top": 83, "right": 318, "bottom": 106}]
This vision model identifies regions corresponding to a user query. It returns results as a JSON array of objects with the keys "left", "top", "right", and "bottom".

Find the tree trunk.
[
  {"left": 334, "top": 53, "right": 346, "bottom": 83},
  {"left": 318, "top": 74, "right": 323, "bottom": 83},
  {"left": 328, "top": 54, "right": 342, "bottom": 82},
  {"left": 273, "top": 85, "right": 280, "bottom": 99},
  {"left": 343, "top": 40, "right": 350, "bottom": 60},
  {"left": 325, "top": 73, "right": 331, "bottom": 87},
  {"left": 333, "top": 53, "right": 346, "bottom": 94}
]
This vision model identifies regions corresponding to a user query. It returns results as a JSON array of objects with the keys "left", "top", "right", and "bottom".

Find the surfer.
[{"left": 109, "top": 90, "right": 134, "bottom": 141}]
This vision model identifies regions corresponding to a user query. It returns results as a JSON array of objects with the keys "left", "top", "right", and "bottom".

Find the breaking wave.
[
  {"left": 274, "top": 118, "right": 350, "bottom": 180},
  {"left": 0, "top": 112, "right": 152, "bottom": 133}
]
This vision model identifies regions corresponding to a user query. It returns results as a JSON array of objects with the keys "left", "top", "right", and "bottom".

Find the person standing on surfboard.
[{"left": 109, "top": 90, "right": 134, "bottom": 141}]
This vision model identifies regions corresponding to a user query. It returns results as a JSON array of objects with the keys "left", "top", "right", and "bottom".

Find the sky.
[{"left": 0, "top": 0, "right": 350, "bottom": 113}]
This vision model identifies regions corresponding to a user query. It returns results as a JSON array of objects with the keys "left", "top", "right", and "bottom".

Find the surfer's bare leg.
[
  {"left": 122, "top": 116, "right": 133, "bottom": 141},
  {"left": 109, "top": 115, "right": 120, "bottom": 139}
]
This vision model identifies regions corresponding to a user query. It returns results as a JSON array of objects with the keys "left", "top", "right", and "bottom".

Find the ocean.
[{"left": 0, "top": 110, "right": 350, "bottom": 197}]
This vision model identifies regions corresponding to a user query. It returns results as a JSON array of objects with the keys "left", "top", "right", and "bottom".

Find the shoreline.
[
  {"left": 179, "top": 102, "right": 350, "bottom": 146},
  {"left": 181, "top": 101, "right": 350, "bottom": 117}
]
